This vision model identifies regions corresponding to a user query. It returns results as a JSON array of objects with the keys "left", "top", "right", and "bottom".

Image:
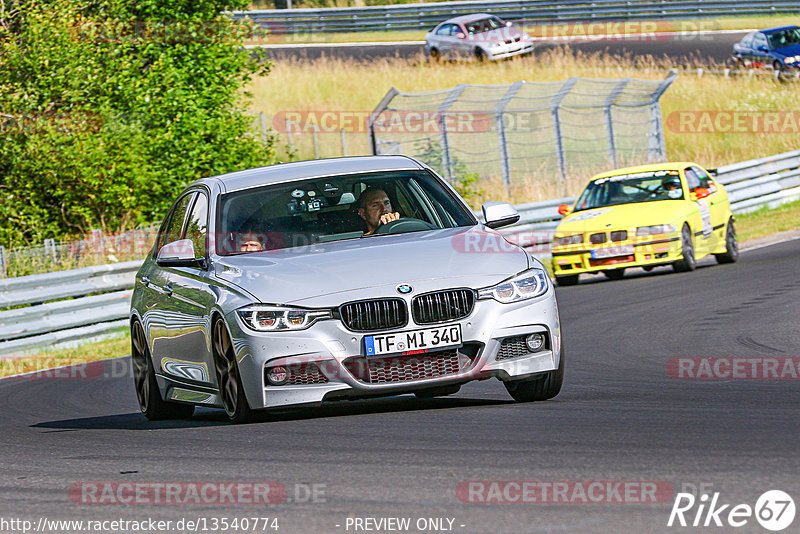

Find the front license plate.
[
  {"left": 591, "top": 245, "right": 634, "bottom": 259},
  {"left": 364, "top": 324, "right": 462, "bottom": 357}
]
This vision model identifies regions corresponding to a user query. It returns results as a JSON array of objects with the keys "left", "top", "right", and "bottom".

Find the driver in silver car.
[{"left": 357, "top": 188, "right": 400, "bottom": 235}]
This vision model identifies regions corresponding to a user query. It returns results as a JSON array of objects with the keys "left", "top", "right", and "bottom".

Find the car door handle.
[
  {"left": 164, "top": 282, "right": 173, "bottom": 296},
  {"left": 141, "top": 275, "right": 150, "bottom": 286}
]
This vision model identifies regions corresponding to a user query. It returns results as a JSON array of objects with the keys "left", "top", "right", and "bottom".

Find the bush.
[{"left": 0, "top": 0, "right": 278, "bottom": 246}]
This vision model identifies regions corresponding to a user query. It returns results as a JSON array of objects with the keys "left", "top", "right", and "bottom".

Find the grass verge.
[
  {"left": 4, "top": 201, "right": 798, "bottom": 374},
  {"left": 735, "top": 199, "right": 800, "bottom": 242}
]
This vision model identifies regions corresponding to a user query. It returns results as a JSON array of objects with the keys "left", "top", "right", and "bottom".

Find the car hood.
[
  {"left": 212, "top": 226, "right": 529, "bottom": 307},
  {"left": 468, "top": 27, "right": 527, "bottom": 43},
  {"left": 556, "top": 201, "right": 683, "bottom": 234},
  {"left": 773, "top": 43, "right": 800, "bottom": 57}
]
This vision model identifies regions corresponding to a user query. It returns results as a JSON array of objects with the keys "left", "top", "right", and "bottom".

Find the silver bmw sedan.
[
  {"left": 424, "top": 14, "right": 534, "bottom": 62},
  {"left": 130, "top": 156, "right": 563, "bottom": 423}
]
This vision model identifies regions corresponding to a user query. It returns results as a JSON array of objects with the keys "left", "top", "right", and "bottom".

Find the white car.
[{"left": 425, "top": 14, "right": 534, "bottom": 62}]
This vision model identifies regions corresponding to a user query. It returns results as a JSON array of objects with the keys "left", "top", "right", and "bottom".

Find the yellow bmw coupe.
[{"left": 551, "top": 163, "right": 738, "bottom": 286}]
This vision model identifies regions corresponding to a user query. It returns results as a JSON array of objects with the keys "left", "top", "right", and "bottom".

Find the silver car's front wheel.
[
  {"left": 213, "top": 318, "right": 254, "bottom": 423},
  {"left": 131, "top": 321, "right": 194, "bottom": 420}
]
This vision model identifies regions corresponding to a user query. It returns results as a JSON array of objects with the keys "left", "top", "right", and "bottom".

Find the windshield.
[
  {"left": 573, "top": 171, "right": 684, "bottom": 212},
  {"left": 465, "top": 17, "right": 504, "bottom": 35},
  {"left": 768, "top": 28, "right": 800, "bottom": 49},
  {"left": 215, "top": 170, "right": 476, "bottom": 255}
]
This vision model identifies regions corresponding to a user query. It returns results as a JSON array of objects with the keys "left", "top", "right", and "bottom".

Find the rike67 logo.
[{"left": 668, "top": 490, "right": 795, "bottom": 531}]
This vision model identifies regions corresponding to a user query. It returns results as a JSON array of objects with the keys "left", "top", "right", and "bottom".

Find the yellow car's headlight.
[
  {"left": 553, "top": 234, "right": 583, "bottom": 246},
  {"left": 636, "top": 224, "right": 677, "bottom": 237}
]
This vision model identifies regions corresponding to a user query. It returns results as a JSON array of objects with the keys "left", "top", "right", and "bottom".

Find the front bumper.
[
  {"left": 551, "top": 233, "right": 681, "bottom": 276},
  {"left": 486, "top": 42, "right": 534, "bottom": 60},
  {"left": 224, "top": 290, "right": 561, "bottom": 410}
]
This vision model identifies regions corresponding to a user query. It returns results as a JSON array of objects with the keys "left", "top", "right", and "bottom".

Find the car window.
[
  {"left": 573, "top": 170, "right": 684, "bottom": 211},
  {"left": 684, "top": 168, "right": 701, "bottom": 191},
  {"left": 216, "top": 170, "right": 475, "bottom": 255},
  {"left": 161, "top": 193, "right": 195, "bottom": 250},
  {"left": 436, "top": 24, "right": 456, "bottom": 36},
  {"left": 183, "top": 192, "right": 208, "bottom": 260},
  {"left": 465, "top": 17, "right": 504, "bottom": 35},
  {"left": 768, "top": 28, "right": 800, "bottom": 49},
  {"left": 753, "top": 33, "right": 769, "bottom": 50}
]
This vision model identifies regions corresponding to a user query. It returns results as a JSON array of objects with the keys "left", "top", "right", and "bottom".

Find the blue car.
[{"left": 732, "top": 26, "right": 800, "bottom": 71}]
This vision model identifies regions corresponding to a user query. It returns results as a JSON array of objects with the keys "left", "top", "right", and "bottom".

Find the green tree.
[{"left": 0, "top": 0, "right": 277, "bottom": 245}]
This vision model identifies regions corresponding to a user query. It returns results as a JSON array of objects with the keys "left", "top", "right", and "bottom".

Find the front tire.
[
  {"left": 475, "top": 48, "right": 488, "bottom": 62},
  {"left": 672, "top": 223, "right": 696, "bottom": 272},
  {"left": 504, "top": 346, "right": 564, "bottom": 402},
  {"left": 131, "top": 321, "right": 194, "bottom": 421},
  {"left": 429, "top": 48, "right": 441, "bottom": 62},
  {"left": 213, "top": 318, "right": 255, "bottom": 424},
  {"left": 715, "top": 219, "right": 739, "bottom": 264}
]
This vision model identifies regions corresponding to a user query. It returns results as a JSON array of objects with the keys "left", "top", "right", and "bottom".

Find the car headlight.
[
  {"left": 237, "top": 305, "right": 332, "bottom": 331},
  {"left": 553, "top": 234, "right": 583, "bottom": 246},
  {"left": 477, "top": 268, "right": 550, "bottom": 303},
  {"left": 636, "top": 224, "right": 677, "bottom": 237}
]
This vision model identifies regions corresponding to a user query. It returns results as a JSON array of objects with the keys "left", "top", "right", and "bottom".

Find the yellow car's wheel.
[
  {"left": 715, "top": 219, "right": 739, "bottom": 264},
  {"left": 673, "top": 223, "right": 696, "bottom": 272}
]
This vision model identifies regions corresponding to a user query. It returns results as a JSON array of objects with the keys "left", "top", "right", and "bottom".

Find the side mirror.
[
  {"left": 694, "top": 187, "right": 710, "bottom": 199},
  {"left": 757, "top": 45, "right": 768, "bottom": 52},
  {"left": 557, "top": 204, "right": 572, "bottom": 216},
  {"left": 157, "top": 239, "right": 206, "bottom": 268},
  {"left": 482, "top": 201, "right": 520, "bottom": 229},
  {"left": 456, "top": 32, "right": 466, "bottom": 39}
]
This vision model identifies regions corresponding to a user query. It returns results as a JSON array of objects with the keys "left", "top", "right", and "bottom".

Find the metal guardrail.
[
  {"left": 1, "top": 149, "right": 799, "bottom": 357},
  {"left": 233, "top": 1, "right": 800, "bottom": 34}
]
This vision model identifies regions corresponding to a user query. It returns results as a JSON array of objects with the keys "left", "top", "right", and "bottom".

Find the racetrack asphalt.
[
  {"left": 257, "top": 31, "right": 747, "bottom": 65},
  {"left": 1, "top": 237, "right": 799, "bottom": 533}
]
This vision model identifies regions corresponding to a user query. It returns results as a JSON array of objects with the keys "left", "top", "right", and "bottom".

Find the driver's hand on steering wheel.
[{"left": 378, "top": 212, "right": 400, "bottom": 226}]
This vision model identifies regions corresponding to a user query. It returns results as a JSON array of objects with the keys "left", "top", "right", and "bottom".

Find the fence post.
[
  {"left": 259, "top": 112, "right": 269, "bottom": 147},
  {"left": 495, "top": 81, "right": 524, "bottom": 194},
  {"left": 437, "top": 84, "right": 467, "bottom": 184},
  {"left": 368, "top": 87, "right": 400, "bottom": 155},
  {"left": 648, "top": 70, "right": 678, "bottom": 161},
  {"left": 44, "top": 238, "right": 56, "bottom": 265},
  {"left": 91, "top": 229, "right": 103, "bottom": 260},
  {"left": 604, "top": 78, "right": 630, "bottom": 168},
  {"left": 0, "top": 245, "right": 5, "bottom": 278},
  {"left": 551, "top": 78, "right": 579, "bottom": 189}
]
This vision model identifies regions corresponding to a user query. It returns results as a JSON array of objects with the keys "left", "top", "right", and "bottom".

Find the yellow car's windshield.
[{"left": 574, "top": 171, "right": 684, "bottom": 212}]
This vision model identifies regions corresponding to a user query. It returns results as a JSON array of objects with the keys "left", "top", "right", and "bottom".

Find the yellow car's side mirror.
[{"left": 558, "top": 204, "right": 572, "bottom": 216}]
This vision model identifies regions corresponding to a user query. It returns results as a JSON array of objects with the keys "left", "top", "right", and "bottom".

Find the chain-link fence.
[
  {"left": 369, "top": 73, "right": 677, "bottom": 195},
  {"left": 0, "top": 226, "right": 158, "bottom": 279}
]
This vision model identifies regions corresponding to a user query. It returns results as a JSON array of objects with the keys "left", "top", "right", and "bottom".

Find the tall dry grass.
[{"left": 250, "top": 47, "right": 800, "bottom": 204}]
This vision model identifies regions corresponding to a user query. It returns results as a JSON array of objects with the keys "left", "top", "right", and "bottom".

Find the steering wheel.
[{"left": 373, "top": 217, "right": 436, "bottom": 235}]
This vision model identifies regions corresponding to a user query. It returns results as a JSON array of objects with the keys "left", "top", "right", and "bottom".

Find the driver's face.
[{"left": 359, "top": 190, "right": 392, "bottom": 230}]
